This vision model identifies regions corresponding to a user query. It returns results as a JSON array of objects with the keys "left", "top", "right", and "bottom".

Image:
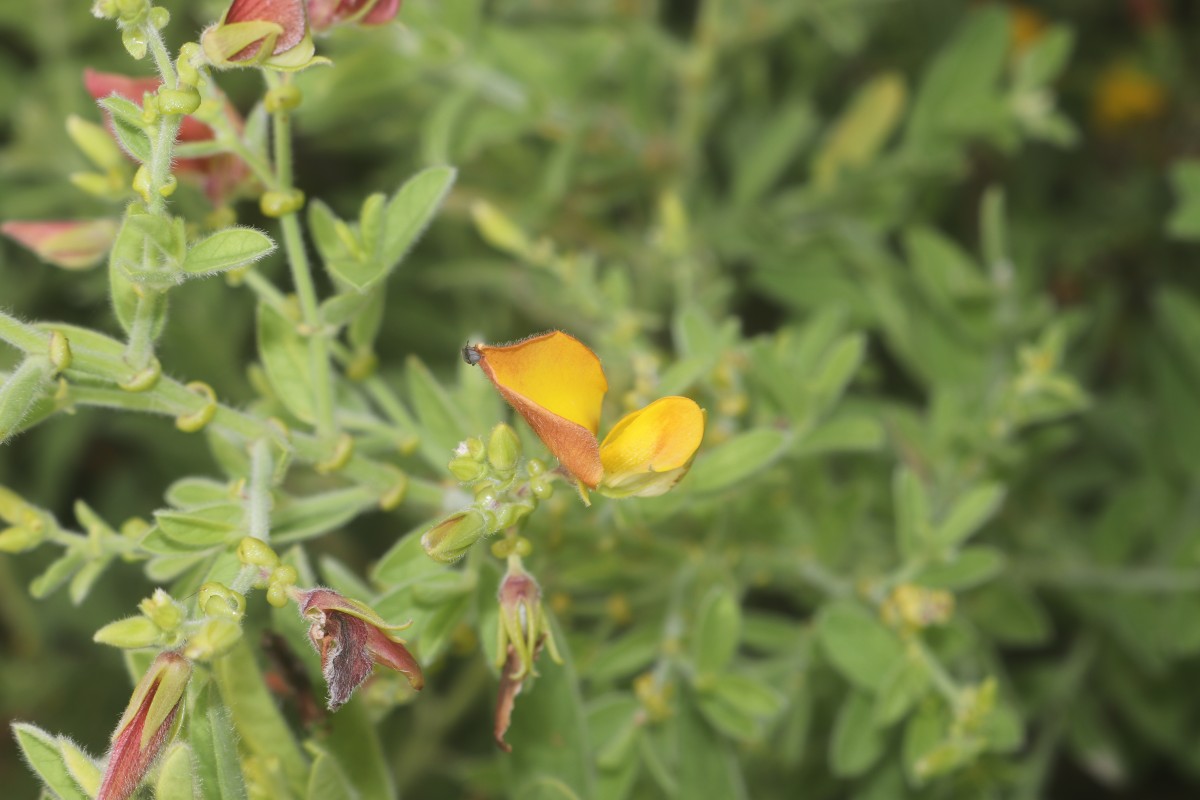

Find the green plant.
[{"left": 6, "top": 1, "right": 1200, "bottom": 799}]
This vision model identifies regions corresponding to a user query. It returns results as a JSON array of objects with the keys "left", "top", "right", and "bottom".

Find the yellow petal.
[
  {"left": 474, "top": 331, "right": 607, "bottom": 487},
  {"left": 600, "top": 396, "right": 705, "bottom": 483}
]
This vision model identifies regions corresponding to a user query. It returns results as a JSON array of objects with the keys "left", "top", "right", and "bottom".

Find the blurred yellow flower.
[
  {"left": 466, "top": 331, "right": 704, "bottom": 498},
  {"left": 1093, "top": 62, "right": 1167, "bottom": 131},
  {"left": 1009, "top": 5, "right": 1048, "bottom": 55}
]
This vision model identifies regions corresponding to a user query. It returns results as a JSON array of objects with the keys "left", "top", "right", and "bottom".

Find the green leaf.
[
  {"left": 1015, "top": 25, "right": 1076, "bottom": 89},
  {"left": 809, "top": 333, "right": 865, "bottom": 412},
  {"left": 732, "top": 103, "right": 815, "bottom": 206},
  {"left": 584, "top": 624, "right": 661, "bottom": 684},
  {"left": 904, "top": 227, "right": 990, "bottom": 307},
  {"left": 57, "top": 737, "right": 101, "bottom": 797},
  {"left": 212, "top": 642, "right": 308, "bottom": 795},
  {"left": 125, "top": 213, "right": 187, "bottom": 270},
  {"left": 271, "top": 488, "right": 376, "bottom": 544},
  {"left": 99, "top": 96, "right": 151, "bottom": 162},
  {"left": 968, "top": 582, "right": 1051, "bottom": 646},
  {"left": 12, "top": 723, "right": 89, "bottom": 800},
  {"left": 371, "top": 525, "right": 445, "bottom": 586},
  {"left": 696, "top": 689, "right": 761, "bottom": 741},
  {"left": 257, "top": 301, "right": 315, "bottom": 424},
  {"left": 678, "top": 693, "right": 748, "bottom": 800},
  {"left": 795, "top": 413, "right": 885, "bottom": 456},
  {"left": 321, "top": 699, "right": 395, "bottom": 800},
  {"left": 306, "top": 749, "right": 355, "bottom": 800},
  {"left": 813, "top": 73, "right": 906, "bottom": 189},
  {"left": 894, "top": 467, "right": 931, "bottom": 560},
  {"left": 874, "top": 657, "right": 930, "bottom": 727},
  {"left": 816, "top": 601, "right": 903, "bottom": 691},
  {"left": 156, "top": 743, "right": 197, "bottom": 800},
  {"left": 903, "top": 703, "right": 948, "bottom": 787},
  {"left": 319, "top": 165, "right": 457, "bottom": 290},
  {"left": 935, "top": 483, "right": 1005, "bottom": 550},
  {"left": 1168, "top": 161, "right": 1200, "bottom": 241},
  {"left": 30, "top": 552, "right": 85, "bottom": 599},
  {"left": 154, "top": 506, "right": 242, "bottom": 548},
  {"left": 182, "top": 228, "right": 275, "bottom": 276},
  {"left": 589, "top": 696, "right": 640, "bottom": 800},
  {"left": 687, "top": 429, "right": 790, "bottom": 494},
  {"left": 189, "top": 681, "right": 248, "bottom": 800},
  {"left": 711, "top": 674, "right": 786, "bottom": 719},
  {"left": 915, "top": 546, "right": 1006, "bottom": 590},
  {"left": 830, "top": 691, "right": 885, "bottom": 777},
  {"left": 690, "top": 586, "right": 741, "bottom": 676},
  {"left": 165, "top": 478, "right": 230, "bottom": 510},
  {"left": 905, "top": 6, "right": 1009, "bottom": 145}
]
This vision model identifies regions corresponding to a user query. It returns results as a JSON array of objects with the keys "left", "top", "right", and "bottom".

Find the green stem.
[
  {"left": 0, "top": 311, "right": 51, "bottom": 354},
  {"left": 247, "top": 439, "right": 273, "bottom": 542},
  {"left": 268, "top": 73, "right": 336, "bottom": 443},
  {"left": 1015, "top": 562, "right": 1200, "bottom": 592},
  {"left": 913, "top": 637, "right": 963, "bottom": 710}
]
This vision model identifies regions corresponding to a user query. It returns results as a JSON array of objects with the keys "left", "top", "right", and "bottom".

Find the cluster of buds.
[
  {"left": 881, "top": 583, "right": 955, "bottom": 632},
  {"left": 422, "top": 423, "right": 552, "bottom": 563},
  {"left": 493, "top": 562, "right": 561, "bottom": 751},
  {"left": 94, "top": 588, "right": 187, "bottom": 650}
]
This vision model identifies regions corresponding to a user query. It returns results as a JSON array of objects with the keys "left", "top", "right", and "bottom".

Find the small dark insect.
[{"left": 462, "top": 343, "right": 483, "bottom": 366}]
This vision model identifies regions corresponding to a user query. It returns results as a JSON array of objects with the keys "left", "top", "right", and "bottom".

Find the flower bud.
[
  {"left": 97, "top": 651, "right": 191, "bottom": 800},
  {"left": 420, "top": 509, "right": 489, "bottom": 563},
  {"left": 448, "top": 456, "right": 487, "bottom": 482},
  {"left": 183, "top": 616, "right": 242, "bottom": 661},
  {"left": 237, "top": 536, "right": 279, "bottom": 568},
  {"left": 487, "top": 423, "right": 521, "bottom": 473},
  {"left": 139, "top": 589, "right": 185, "bottom": 631},
  {"left": 157, "top": 87, "right": 202, "bottom": 116},
  {"left": 1, "top": 219, "right": 119, "bottom": 270},
  {"left": 0, "top": 525, "right": 43, "bottom": 553}
]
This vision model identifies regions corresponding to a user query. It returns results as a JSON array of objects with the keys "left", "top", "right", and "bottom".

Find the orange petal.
[
  {"left": 472, "top": 331, "right": 607, "bottom": 487},
  {"left": 599, "top": 396, "right": 705, "bottom": 496}
]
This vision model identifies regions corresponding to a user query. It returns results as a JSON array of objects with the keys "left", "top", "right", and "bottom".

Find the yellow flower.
[
  {"left": 465, "top": 331, "right": 705, "bottom": 498},
  {"left": 1009, "top": 5, "right": 1048, "bottom": 56},
  {"left": 1092, "top": 62, "right": 1167, "bottom": 131}
]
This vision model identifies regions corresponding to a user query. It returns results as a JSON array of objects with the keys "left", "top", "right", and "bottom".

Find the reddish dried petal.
[
  {"left": 361, "top": 0, "right": 401, "bottom": 25},
  {"left": 311, "top": 610, "right": 374, "bottom": 711},
  {"left": 365, "top": 624, "right": 423, "bottom": 690},
  {"left": 493, "top": 646, "right": 524, "bottom": 753},
  {"left": 309, "top": 0, "right": 400, "bottom": 30}
]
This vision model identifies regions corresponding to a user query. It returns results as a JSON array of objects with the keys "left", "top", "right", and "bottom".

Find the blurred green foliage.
[{"left": 3, "top": 1, "right": 1200, "bottom": 798}]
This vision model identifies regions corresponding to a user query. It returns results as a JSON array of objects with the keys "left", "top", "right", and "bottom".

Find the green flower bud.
[
  {"left": 266, "top": 583, "right": 289, "bottom": 608},
  {"left": 530, "top": 478, "right": 553, "bottom": 499},
  {"left": 0, "top": 525, "right": 43, "bottom": 553},
  {"left": 448, "top": 456, "right": 487, "bottom": 483},
  {"left": 157, "top": 87, "right": 201, "bottom": 116},
  {"left": 379, "top": 468, "right": 409, "bottom": 511},
  {"left": 421, "top": 509, "right": 489, "bottom": 563},
  {"left": 260, "top": 189, "right": 306, "bottom": 218},
  {"left": 94, "top": 616, "right": 162, "bottom": 649},
  {"left": 184, "top": 616, "right": 242, "bottom": 661},
  {"left": 121, "top": 30, "right": 147, "bottom": 60},
  {"left": 264, "top": 84, "right": 303, "bottom": 113},
  {"left": 147, "top": 5, "right": 169, "bottom": 29},
  {"left": 270, "top": 564, "right": 298, "bottom": 587},
  {"left": 119, "top": 358, "right": 162, "bottom": 392},
  {"left": 48, "top": 331, "right": 72, "bottom": 374},
  {"left": 199, "top": 582, "right": 245, "bottom": 619},
  {"left": 460, "top": 437, "right": 486, "bottom": 461},
  {"left": 526, "top": 458, "right": 546, "bottom": 477},
  {"left": 487, "top": 423, "right": 521, "bottom": 473},
  {"left": 92, "top": 0, "right": 119, "bottom": 19},
  {"left": 139, "top": 589, "right": 184, "bottom": 631}
]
